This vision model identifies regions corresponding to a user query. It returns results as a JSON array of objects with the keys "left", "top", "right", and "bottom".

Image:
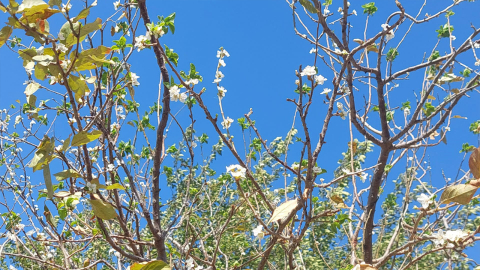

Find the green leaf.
[
  {"left": 59, "top": 20, "right": 80, "bottom": 44},
  {"left": 44, "top": 205, "right": 57, "bottom": 227},
  {"left": 34, "top": 63, "right": 48, "bottom": 80},
  {"left": 27, "top": 94, "right": 36, "bottom": 107},
  {"left": 73, "top": 7, "right": 91, "bottom": 23},
  {"left": 267, "top": 199, "right": 300, "bottom": 224},
  {"left": 54, "top": 169, "right": 82, "bottom": 181},
  {"left": 61, "top": 136, "right": 71, "bottom": 152},
  {"left": 28, "top": 136, "right": 55, "bottom": 172},
  {"left": 0, "top": 26, "right": 13, "bottom": 48},
  {"left": 71, "top": 130, "right": 102, "bottom": 147},
  {"left": 89, "top": 197, "right": 117, "bottom": 220},
  {"left": 299, "top": 0, "right": 318, "bottom": 14},
  {"left": 469, "top": 147, "right": 480, "bottom": 179},
  {"left": 43, "top": 163, "right": 53, "bottom": 199},
  {"left": 440, "top": 184, "right": 478, "bottom": 205},
  {"left": 75, "top": 45, "right": 112, "bottom": 71},
  {"left": 130, "top": 260, "right": 171, "bottom": 270},
  {"left": 67, "top": 75, "right": 90, "bottom": 101},
  {"left": 65, "top": 18, "right": 102, "bottom": 46},
  {"left": 361, "top": 2, "right": 378, "bottom": 15},
  {"left": 48, "top": 0, "right": 61, "bottom": 8}
]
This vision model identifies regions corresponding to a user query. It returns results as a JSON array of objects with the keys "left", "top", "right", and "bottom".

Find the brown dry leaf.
[{"left": 469, "top": 147, "right": 480, "bottom": 179}]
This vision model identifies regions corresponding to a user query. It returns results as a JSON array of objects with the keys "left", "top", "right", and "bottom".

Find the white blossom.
[
  {"left": 226, "top": 164, "right": 246, "bottom": 179},
  {"left": 217, "top": 86, "right": 227, "bottom": 98},
  {"left": 24, "top": 62, "right": 35, "bottom": 75},
  {"left": 432, "top": 229, "right": 468, "bottom": 247},
  {"left": 219, "top": 59, "right": 226, "bottom": 67},
  {"left": 300, "top": 65, "right": 316, "bottom": 76},
  {"left": 113, "top": 1, "right": 121, "bottom": 10},
  {"left": 62, "top": 3, "right": 72, "bottom": 12},
  {"left": 221, "top": 117, "right": 233, "bottom": 129},
  {"left": 106, "top": 164, "right": 115, "bottom": 172},
  {"left": 315, "top": 74, "right": 327, "bottom": 85},
  {"left": 312, "top": 167, "right": 323, "bottom": 174},
  {"left": 134, "top": 35, "right": 149, "bottom": 52},
  {"left": 56, "top": 43, "right": 68, "bottom": 53},
  {"left": 404, "top": 107, "right": 411, "bottom": 116},
  {"left": 309, "top": 48, "right": 317, "bottom": 54},
  {"left": 213, "top": 70, "right": 225, "bottom": 83},
  {"left": 252, "top": 225, "right": 264, "bottom": 239},
  {"left": 186, "top": 258, "right": 195, "bottom": 269},
  {"left": 130, "top": 72, "right": 140, "bottom": 86},
  {"left": 86, "top": 182, "right": 97, "bottom": 193},
  {"left": 320, "top": 88, "right": 331, "bottom": 95},
  {"left": 216, "top": 48, "right": 230, "bottom": 58},
  {"left": 381, "top": 24, "right": 395, "bottom": 41},
  {"left": 185, "top": 78, "right": 199, "bottom": 85},
  {"left": 352, "top": 9, "right": 357, "bottom": 16},
  {"left": 417, "top": 193, "right": 432, "bottom": 209}
]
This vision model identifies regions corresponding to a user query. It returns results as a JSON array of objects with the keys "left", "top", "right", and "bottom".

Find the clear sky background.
[{"left": 1, "top": 0, "right": 480, "bottom": 264}]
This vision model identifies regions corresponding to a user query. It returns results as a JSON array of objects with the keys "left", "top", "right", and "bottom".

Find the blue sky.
[{"left": 1, "top": 0, "right": 480, "bottom": 265}]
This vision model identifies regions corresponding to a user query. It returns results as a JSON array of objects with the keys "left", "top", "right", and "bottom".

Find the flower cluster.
[
  {"left": 431, "top": 229, "right": 468, "bottom": 248},
  {"left": 169, "top": 85, "right": 188, "bottom": 103},
  {"left": 134, "top": 33, "right": 150, "bottom": 52},
  {"left": 221, "top": 117, "right": 234, "bottom": 129},
  {"left": 337, "top": 102, "right": 347, "bottom": 120}
]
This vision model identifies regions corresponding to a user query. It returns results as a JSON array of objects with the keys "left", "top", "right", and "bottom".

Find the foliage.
[{"left": 0, "top": 0, "right": 479, "bottom": 270}]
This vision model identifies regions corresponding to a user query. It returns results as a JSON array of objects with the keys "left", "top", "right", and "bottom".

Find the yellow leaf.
[
  {"left": 353, "top": 39, "right": 363, "bottom": 45},
  {"left": 54, "top": 169, "right": 82, "bottom": 181},
  {"left": 130, "top": 260, "right": 171, "bottom": 270},
  {"left": 452, "top": 115, "right": 467, "bottom": 119},
  {"left": 71, "top": 130, "right": 102, "bottom": 147},
  {"left": 0, "top": 26, "right": 13, "bottom": 48},
  {"left": 106, "top": 183, "right": 125, "bottom": 190},
  {"left": 89, "top": 198, "right": 117, "bottom": 220},
  {"left": 440, "top": 184, "right": 478, "bottom": 205}
]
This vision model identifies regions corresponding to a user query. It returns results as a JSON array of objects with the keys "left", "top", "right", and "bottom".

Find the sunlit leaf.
[
  {"left": 67, "top": 75, "right": 90, "bottom": 101},
  {"left": 73, "top": 7, "right": 91, "bottom": 23},
  {"left": 27, "top": 94, "right": 36, "bottom": 107},
  {"left": 54, "top": 169, "right": 82, "bottom": 181},
  {"left": 299, "top": 0, "right": 318, "bottom": 14},
  {"left": 89, "top": 198, "right": 117, "bottom": 220},
  {"left": 71, "top": 130, "right": 102, "bottom": 147},
  {"left": 440, "top": 184, "right": 478, "bottom": 205},
  {"left": 353, "top": 39, "right": 364, "bottom": 45},
  {"left": 106, "top": 183, "right": 125, "bottom": 190},
  {"left": 66, "top": 18, "right": 102, "bottom": 46},
  {"left": 61, "top": 136, "right": 71, "bottom": 152},
  {"left": 267, "top": 199, "right": 300, "bottom": 224},
  {"left": 24, "top": 82, "right": 40, "bottom": 95},
  {"left": 43, "top": 163, "right": 53, "bottom": 199},
  {"left": 28, "top": 136, "right": 55, "bottom": 172},
  {"left": 0, "top": 26, "right": 13, "bottom": 48},
  {"left": 130, "top": 260, "right": 170, "bottom": 270}
]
